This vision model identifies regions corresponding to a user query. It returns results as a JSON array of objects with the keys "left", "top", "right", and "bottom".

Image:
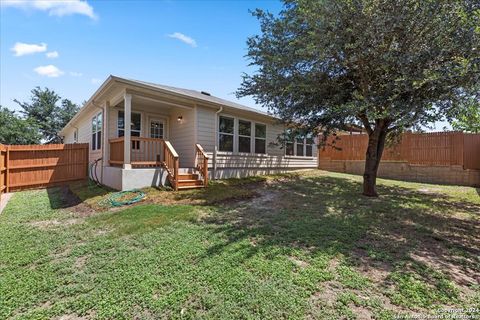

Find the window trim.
[
  {"left": 217, "top": 114, "right": 269, "bottom": 155},
  {"left": 284, "top": 134, "right": 317, "bottom": 158},
  {"left": 91, "top": 112, "right": 102, "bottom": 151},
  {"left": 149, "top": 118, "right": 165, "bottom": 139},
  {"left": 218, "top": 115, "right": 235, "bottom": 152},
  {"left": 254, "top": 122, "right": 267, "bottom": 154},
  {"left": 237, "top": 119, "right": 252, "bottom": 153}
]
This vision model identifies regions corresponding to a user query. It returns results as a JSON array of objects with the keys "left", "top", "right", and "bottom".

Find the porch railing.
[
  {"left": 109, "top": 137, "right": 124, "bottom": 165},
  {"left": 195, "top": 143, "right": 209, "bottom": 187},
  {"left": 109, "top": 136, "right": 165, "bottom": 167}
]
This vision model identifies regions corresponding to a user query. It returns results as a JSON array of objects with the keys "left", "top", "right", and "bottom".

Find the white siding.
[
  {"left": 266, "top": 122, "right": 285, "bottom": 156},
  {"left": 169, "top": 108, "right": 196, "bottom": 167},
  {"left": 108, "top": 106, "right": 117, "bottom": 139},
  {"left": 63, "top": 128, "right": 75, "bottom": 144},
  {"left": 196, "top": 105, "right": 216, "bottom": 152},
  {"left": 195, "top": 106, "right": 287, "bottom": 155},
  {"left": 207, "top": 153, "right": 317, "bottom": 169},
  {"left": 72, "top": 108, "right": 103, "bottom": 162},
  {"left": 194, "top": 106, "right": 317, "bottom": 172}
]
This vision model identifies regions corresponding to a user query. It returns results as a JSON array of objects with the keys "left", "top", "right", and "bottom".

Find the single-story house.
[{"left": 60, "top": 76, "right": 318, "bottom": 190}]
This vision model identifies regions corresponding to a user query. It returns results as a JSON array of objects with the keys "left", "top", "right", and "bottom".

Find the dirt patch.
[
  {"left": 350, "top": 304, "right": 374, "bottom": 319},
  {"left": 351, "top": 247, "right": 393, "bottom": 284},
  {"left": 288, "top": 256, "right": 309, "bottom": 268},
  {"left": 55, "top": 314, "right": 88, "bottom": 320},
  {"left": 410, "top": 251, "right": 479, "bottom": 287},
  {"left": 245, "top": 188, "right": 281, "bottom": 210},
  {"left": 59, "top": 186, "right": 96, "bottom": 217},
  {"left": 74, "top": 255, "right": 89, "bottom": 269},
  {"left": 29, "top": 218, "right": 81, "bottom": 229},
  {"left": 309, "top": 282, "right": 342, "bottom": 308}
]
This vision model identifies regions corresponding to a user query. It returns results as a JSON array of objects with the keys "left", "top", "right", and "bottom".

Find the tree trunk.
[{"left": 363, "top": 126, "right": 388, "bottom": 197}]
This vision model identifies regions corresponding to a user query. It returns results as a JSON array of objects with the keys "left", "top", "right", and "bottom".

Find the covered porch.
[{"left": 102, "top": 91, "right": 208, "bottom": 190}]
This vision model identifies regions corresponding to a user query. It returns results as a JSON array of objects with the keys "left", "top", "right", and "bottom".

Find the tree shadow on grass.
[
  {"left": 46, "top": 185, "right": 99, "bottom": 216},
  {"left": 200, "top": 174, "right": 480, "bottom": 304},
  {"left": 46, "top": 186, "right": 82, "bottom": 209}
]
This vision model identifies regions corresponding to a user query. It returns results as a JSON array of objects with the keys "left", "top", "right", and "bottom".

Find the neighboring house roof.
[{"left": 60, "top": 75, "right": 275, "bottom": 136}]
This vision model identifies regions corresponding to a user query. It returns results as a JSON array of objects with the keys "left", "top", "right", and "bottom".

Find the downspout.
[
  {"left": 213, "top": 106, "right": 223, "bottom": 180},
  {"left": 92, "top": 101, "right": 105, "bottom": 184}
]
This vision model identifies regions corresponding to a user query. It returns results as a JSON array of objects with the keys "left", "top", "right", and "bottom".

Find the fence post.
[
  {"left": 86, "top": 144, "right": 90, "bottom": 179},
  {"left": 5, "top": 146, "right": 9, "bottom": 193}
]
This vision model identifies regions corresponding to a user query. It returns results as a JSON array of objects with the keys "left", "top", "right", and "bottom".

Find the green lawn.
[{"left": 1, "top": 170, "right": 479, "bottom": 319}]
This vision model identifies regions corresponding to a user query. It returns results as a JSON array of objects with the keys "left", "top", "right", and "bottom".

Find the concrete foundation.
[
  {"left": 319, "top": 160, "right": 480, "bottom": 187},
  {"left": 102, "top": 166, "right": 168, "bottom": 191}
]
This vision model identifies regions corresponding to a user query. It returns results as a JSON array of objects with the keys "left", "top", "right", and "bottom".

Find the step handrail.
[
  {"left": 195, "top": 143, "right": 209, "bottom": 187},
  {"left": 163, "top": 141, "right": 179, "bottom": 191}
]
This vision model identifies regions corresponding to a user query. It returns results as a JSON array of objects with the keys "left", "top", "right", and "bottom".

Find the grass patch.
[
  {"left": 92, "top": 204, "right": 202, "bottom": 236},
  {"left": 1, "top": 170, "right": 479, "bottom": 319}
]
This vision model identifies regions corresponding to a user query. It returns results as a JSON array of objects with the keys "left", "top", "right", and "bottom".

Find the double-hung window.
[
  {"left": 118, "top": 111, "right": 141, "bottom": 149},
  {"left": 219, "top": 116, "right": 234, "bottom": 152},
  {"left": 254, "top": 124, "right": 266, "bottom": 154},
  {"left": 219, "top": 116, "right": 268, "bottom": 154},
  {"left": 238, "top": 120, "right": 251, "bottom": 153},
  {"left": 91, "top": 113, "right": 102, "bottom": 150},
  {"left": 305, "top": 135, "right": 314, "bottom": 157},
  {"left": 285, "top": 131, "right": 316, "bottom": 157}
]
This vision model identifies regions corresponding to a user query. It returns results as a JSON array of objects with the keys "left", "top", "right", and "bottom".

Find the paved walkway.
[{"left": 0, "top": 193, "right": 13, "bottom": 214}]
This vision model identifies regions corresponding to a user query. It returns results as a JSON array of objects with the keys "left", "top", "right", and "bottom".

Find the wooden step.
[
  {"left": 177, "top": 179, "right": 204, "bottom": 187},
  {"left": 178, "top": 173, "right": 199, "bottom": 180},
  {"left": 177, "top": 185, "right": 205, "bottom": 190}
]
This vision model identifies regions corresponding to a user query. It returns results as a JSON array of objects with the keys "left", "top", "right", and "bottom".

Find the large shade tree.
[
  {"left": 14, "top": 87, "right": 80, "bottom": 143},
  {"left": 237, "top": 0, "right": 479, "bottom": 196},
  {"left": 0, "top": 107, "right": 42, "bottom": 145},
  {"left": 448, "top": 87, "right": 480, "bottom": 133}
]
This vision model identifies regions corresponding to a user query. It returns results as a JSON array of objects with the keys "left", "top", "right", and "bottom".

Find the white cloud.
[
  {"left": 1, "top": 0, "right": 97, "bottom": 20},
  {"left": 11, "top": 42, "right": 47, "bottom": 56},
  {"left": 34, "top": 65, "right": 64, "bottom": 77},
  {"left": 168, "top": 32, "right": 197, "bottom": 47},
  {"left": 69, "top": 71, "right": 83, "bottom": 77},
  {"left": 91, "top": 78, "right": 102, "bottom": 84},
  {"left": 46, "top": 51, "right": 59, "bottom": 58}
]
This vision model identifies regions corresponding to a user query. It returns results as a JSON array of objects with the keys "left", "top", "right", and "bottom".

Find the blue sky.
[
  {"left": 1, "top": 0, "right": 283, "bottom": 111},
  {"left": 0, "top": 0, "right": 450, "bottom": 130}
]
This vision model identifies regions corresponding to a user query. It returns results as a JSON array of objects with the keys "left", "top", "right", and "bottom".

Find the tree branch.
[{"left": 357, "top": 113, "right": 373, "bottom": 134}]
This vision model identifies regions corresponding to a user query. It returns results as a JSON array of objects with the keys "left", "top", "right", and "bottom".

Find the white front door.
[{"left": 150, "top": 119, "right": 164, "bottom": 139}]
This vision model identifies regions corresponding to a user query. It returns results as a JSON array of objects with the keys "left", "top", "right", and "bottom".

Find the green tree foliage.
[
  {"left": 14, "top": 87, "right": 80, "bottom": 143},
  {"left": 450, "top": 93, "right": 480, "bottom": 133},
  {"left": 0, "top": 106, "right": 42, "bottom": 145},
  {"left": 238, "top": 0, "right": 480, "bottom": 196}
]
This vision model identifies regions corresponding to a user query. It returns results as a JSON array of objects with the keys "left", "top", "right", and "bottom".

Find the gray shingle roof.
[{"left": 122, "top": 77, "right": 273, "bottom": 117}]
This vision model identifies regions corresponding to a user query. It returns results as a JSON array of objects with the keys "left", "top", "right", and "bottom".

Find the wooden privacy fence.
[
  {"left": 319, "top": 132, "right": 480, "bottom": 170},
  {"left": 0, "top": 144, "right": 7, "bottom": 197},
  {"left": 0, "top": 143, "right": 89, "bottom": 192}
]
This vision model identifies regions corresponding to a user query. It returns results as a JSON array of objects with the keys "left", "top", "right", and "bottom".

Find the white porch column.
[{"left": 123, "top": 93, "right": 132, "bottom": 169}]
